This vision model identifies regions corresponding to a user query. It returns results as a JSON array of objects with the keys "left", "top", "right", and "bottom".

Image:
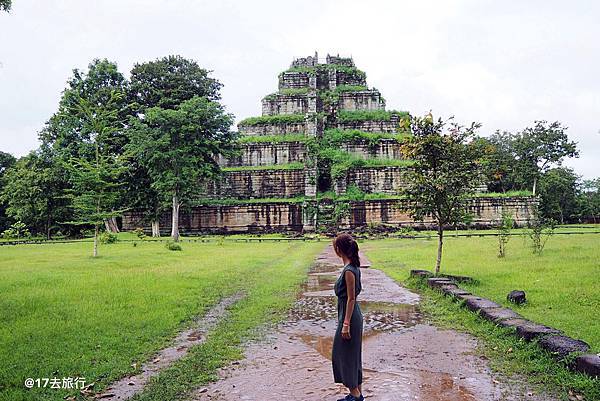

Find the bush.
[
  {"left": 165, "top": 241, "right": 182, "bottom": 251},
  {"left": 99, "top": 231, "right": 118, "bottom": 244},
  {"left": 1, "top": 221, "right": 31, "bottom": 240},
  {"left": 133, "top": 228, "right": 146, "bottom": 240}
]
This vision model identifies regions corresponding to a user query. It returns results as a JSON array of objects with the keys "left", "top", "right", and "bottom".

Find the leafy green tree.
[
  {"left": 0, "top": 0, "right": 11, "bottom": 12},
  {"left": 577, "top": 178, "right": 600, "bottom": 223},
  {"left": 129, "top": 55, "right": 222, "bottom": 111},
  {"left": 126, "top": 56, "right": 227, "bottom": 238},
  {"left": 127, "top": 96, "right": 236, "bottom": 242},
  {"left": 0, "top": 148, "right": 71, "bottom": 238},
  {"left": 0, "top": 151, "right": 17, "bottom": 231},
  {"left": 40, "top": 59, "right": 131, "bottom": 233},
  {"left": 477, "top": 131, "right": 519, "bottom": 192},
  {"left": 63, "top": 91, "right": 128, "bottom": 257},
  {"left": 538, "top": 167, "right": 579, "bottom": 224},
  {"left": 512, "top": 121, "right": 578, "bottom": 195},
  {"left": 401, "top": 115, "right": 482, "bottom": 275}
]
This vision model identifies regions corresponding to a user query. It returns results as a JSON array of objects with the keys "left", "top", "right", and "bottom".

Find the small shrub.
[
  {"left": 165, "top": 241, "right": 182, "bottom": 251},
  {"left": 1, "top": 221, "right": 31, "bottom": 239},
  {"left": 497, "top": 211, "right": 514, "bottom": 258},
  {"left": 133, "top": 228, "right": 146, "bottom": 240},
  {"left": 99, "top": 231, "right": 118, "bottom": 244}
]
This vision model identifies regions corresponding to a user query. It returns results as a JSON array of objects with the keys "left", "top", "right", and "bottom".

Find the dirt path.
[{"left": 190, "top": 245, "right": 554, "bottom": 401}]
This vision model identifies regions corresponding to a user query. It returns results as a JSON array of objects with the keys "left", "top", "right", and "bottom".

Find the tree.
[
  {"left": 0, "top": 151, "right": 17, "bottom": 231},
  {"left": 538, "top": 167, "right": 579, "bottom": 224},
  {"left": 127, "top": 96, "right": 236, "bottom": 242},
  {"left": 577, "top": 178, "right": 600, "bottom": 223},
  {"left": 129, "top": 55, "right": 222, "bottom": 111},
  {"left": 40, "top": 59, "right": 131, "bottom": 233},
  {"left": 401, "top": 115, "right": 483, "bottom": 275},
  {"left": 63, "top": 91, "right": 128, "bottom": 257},
  {"left": 512, "top": 121, "right": 578, "bottom": 195},
  {"left": 0, "top": 147, "right": 71, "bottom": 238},
  {"left": 477, "top": 131, "right": 519, "bottom": 192},
  {"left": 0, "top": 0, "right": 11, "bottom": 12},
  {"left": 126, "top": 55, "right": 225, "bottom": 237}
]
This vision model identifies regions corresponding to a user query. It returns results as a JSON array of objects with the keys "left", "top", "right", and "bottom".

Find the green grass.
[
  {"left": 475, "top": 190, "right": 534, "bottom": 197},
  {"left": 364, "top": 235, "right": 600, "bottom": 400},
  {"left": 364, "top": 234, "right": 600, "bottom": 350},
  {"left": 337, "top": 109, "right": 409, "bottom": 123},
  {"left": 237, "top": 133, "right": 309, "bottom": 144},
  {"left": 0, "top": 240, "right": 323, "bottom": 401},
  {"left": 221, "top": 162, "right": 304, "bottom": 172},
  {"left": 238, "top": 114, "right": 305, "bottom": 126}
]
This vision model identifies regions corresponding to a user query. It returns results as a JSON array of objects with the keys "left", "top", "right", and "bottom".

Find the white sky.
[{"left": 0, "top": 0, "right": 598, "bottom": 178}]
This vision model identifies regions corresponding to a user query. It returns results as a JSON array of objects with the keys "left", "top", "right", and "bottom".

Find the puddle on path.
[{"left": 192, "top": 245, "right": 556, "bottom": 401}]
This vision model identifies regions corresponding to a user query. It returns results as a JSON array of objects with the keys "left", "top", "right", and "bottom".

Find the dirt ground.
[{"left": 189, "top": 245, "right": 555, "bottom": 401}]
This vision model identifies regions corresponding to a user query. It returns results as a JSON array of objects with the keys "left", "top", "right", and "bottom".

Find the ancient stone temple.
[{"left": 123, "top": 53, "right": 535, "bottom": 234}]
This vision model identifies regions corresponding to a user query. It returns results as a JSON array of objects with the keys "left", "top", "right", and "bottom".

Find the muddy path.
[{"left": 191, "top": 245, "right": 554, "bottom": 401}]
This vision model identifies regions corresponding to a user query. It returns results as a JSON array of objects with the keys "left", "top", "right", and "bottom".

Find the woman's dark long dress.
[{"left": 332, "top": 263, "right": 363, "bottom": 388}]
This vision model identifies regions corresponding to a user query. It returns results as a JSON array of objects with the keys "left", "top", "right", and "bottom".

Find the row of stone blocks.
[{"left": 410, "top": 269, "right": 600, "bottom": 378}]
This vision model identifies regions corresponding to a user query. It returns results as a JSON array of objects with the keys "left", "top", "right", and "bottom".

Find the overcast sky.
[{"left": 0, "top": 0, "right": 598, "bottom": 178}]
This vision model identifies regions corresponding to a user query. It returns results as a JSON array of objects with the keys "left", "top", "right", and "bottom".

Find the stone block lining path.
[{"left": 191, "top": 244, "right": 556, "bottom": 401}]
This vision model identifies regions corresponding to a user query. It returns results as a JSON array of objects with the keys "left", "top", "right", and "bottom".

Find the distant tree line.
[
  {"left": 0, "top": 56, "right": 236, "bottom": 255},
  {"left": 0, "top": 56, "right": 598, "bottom": 249}
]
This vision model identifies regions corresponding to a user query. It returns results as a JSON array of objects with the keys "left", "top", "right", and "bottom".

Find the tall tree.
[
  {"left": 0, "top": 151, "right": 17, "bottom": 231},
  {"left": 512, "top": 121, "right": 578, "bottom": 195},
  {"left": 40, "top": 59, "right": 130, "bottom": 232},
  {"left": 576, "top": 178, "right": 600, "bottom": 224},
  {"left": 63, "top": 91, "right": 127, "bottom": 257},
  {"left": 401, "top": 115, "right": 482, "bottom": 275},
  {"left": 126, "top": 55, "right": 223, "bottom": 235},
  {"left": 129, "top": 55, "right": 222, "bottom": 110},
  {"left": 538, "top": 167, "right": 579, "bottom": 224},
  {"left": 0, "top": 147, "right": 71, "bottom": 238},
  {"left": 127, "top": 96, "right": 236, "bottom": 242}
]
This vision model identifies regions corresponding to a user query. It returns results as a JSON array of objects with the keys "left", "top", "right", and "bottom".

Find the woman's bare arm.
[{"left": 341, "top": 270, "right": 356, "bottom": 340}]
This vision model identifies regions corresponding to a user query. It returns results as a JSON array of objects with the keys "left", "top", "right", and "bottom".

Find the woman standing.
[{"left": 331, "top": 233, "right": 364, "bottom": 401}]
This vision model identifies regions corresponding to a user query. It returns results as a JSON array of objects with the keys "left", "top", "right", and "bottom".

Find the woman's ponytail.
[{"left": 333, "top": 233, "right": 361, "bottom": 268}]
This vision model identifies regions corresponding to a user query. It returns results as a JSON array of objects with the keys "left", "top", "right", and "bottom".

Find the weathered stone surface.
[
  {"left": 409, "top": 269, "right": 433, "bottom": 278},
  {"left": 123, "top": 202, "right": 304, "bottom": 234},
  {"left": 342, "top": 139, "right": 404, "bottom": 160},
  {"left": 338, "top": 90, "right": 385, "bottom": 112},
  {"left": 478, "top": 307, "right": 522, "bottom": 322},
  {"left": 238, "top": 122, "right": 306, "bottom": 136},
  {"left": 438, "top": 273, "right": 475, "bottom": 283},
  {"left": 339, "top": 198, "right": 538, "bottom": 230},
  {"left": 217, "top": 142, "right": 307, "bottom": 167},
  {"left": 206, "top": 169, "right": 306, "bottom": 199},
  {"left": 539, "top": 335, "right": 589, "bottom": 360},
  {"left": 443, "top": 287, "right": 472, "bottom": 298},
  {"left": 262, "top": 93, "right": 317, "bottom": 115},
  {"left": 575, "top": 354, "right": 600, "bottom": 377},
  {"left": 427, "top": 278, "right": 454, "bottom": 289},
  {"left": 507, "top": 290, "right": 527, "bottom": 304},
  {"left": 461, "top": 296, "right": 501, "bottom": 312},
  {"left": 497, "top": 319, "right": 561, "bottom": 341},
  {"left": 335, "top": 166, "right": 408, "bottom": 195}
]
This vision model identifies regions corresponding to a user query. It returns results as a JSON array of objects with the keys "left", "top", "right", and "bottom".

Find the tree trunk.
[
  {"left": 104, "top": 217, "right": 120, "bottom": 233},
  {"left": 151, "top": 219, "right": 160, "bottom": 237},
  {"left": 435, "top": 226, "right": 444, "bottom": 276},
  {"left": 532, "top": 177, "right": 537, "bottom": 196},
  {"left": 171, "top": 192, "right": 180, "bottom": 242},
  {"left": 93, "top": 224, "right": 99, "bottom": 258}
]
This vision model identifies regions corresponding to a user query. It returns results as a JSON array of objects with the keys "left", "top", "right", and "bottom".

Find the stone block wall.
[
  {"left": 206, "top": 169, "right": 306, "bottom": 199},
  {"left": 341, "top": 139, "right": 404, "bottom": 160},
  {"left": 278, "top": 72, "right": 313, "bottom": 90},
  {"left": 339, "top": 197, "right": 537, "bottom": 229},
  {"left": 261, "top": 93, "right": 317, "bottom": 115},
  {"left": 335, "top": 166, "right": 408, "bottom": 195},
  {"left": 338, "top": 90, "right": 385, "bottom": 111},
  {"left": 216, "top": 142, "right": 307, "bottom": 167},
  {"left": 123, "top": 202, "right": 304, "bottom": 234},
  {"left": 238, "top": 122, "right": 306, "bottom": 136}
]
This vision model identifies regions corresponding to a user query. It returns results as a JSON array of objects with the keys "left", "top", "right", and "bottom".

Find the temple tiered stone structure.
[{"left": 123, "top": 53, "right": 536, "bottom": 234}]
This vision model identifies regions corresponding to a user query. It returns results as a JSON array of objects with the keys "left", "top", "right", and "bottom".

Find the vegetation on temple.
[
  {"left": 336, "top": 109, "right": 409, "bottom": 123},
  {"left": 238, "top": 113, "right": 305, "bottom": 126}
]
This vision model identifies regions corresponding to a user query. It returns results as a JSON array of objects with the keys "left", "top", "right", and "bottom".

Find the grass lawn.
[
  {"left": 364, "top": 233, "right": 600, "bottom": 350},
  {"left": 364, "top": 233, "right": 600, "bottom": 400},
  {"left": 0, "top": 239, "right": 323, "bottom": 401}
]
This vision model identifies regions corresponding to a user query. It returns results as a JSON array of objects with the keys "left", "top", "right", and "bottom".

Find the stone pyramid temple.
[{"left": 123, "top": 53, "right": 535, "bottom": 234}]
